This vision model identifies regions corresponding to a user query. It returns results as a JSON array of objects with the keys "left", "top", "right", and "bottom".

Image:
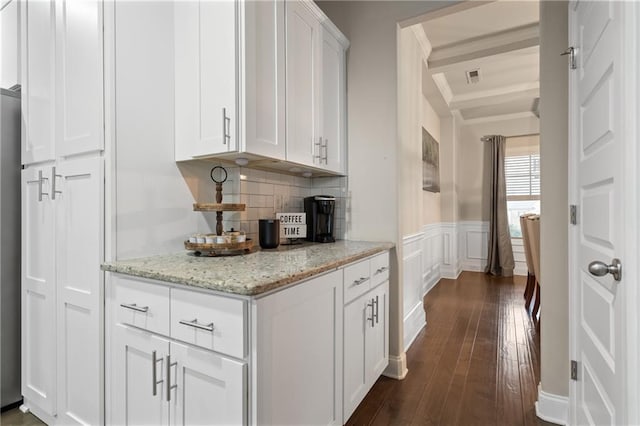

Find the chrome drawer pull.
[
  {"left": 151, "top": 350, "right": 163, "bottom": 396},
  {"left": 353, "top": 277, "right": 369, "bottom": 286},
  {"left": 366, "top": 299, "right": 375, "bottom": 327},
  {"left": 165, "top": 355, "right": 177, "bottom": 402},
  {"left": 179, "top": 319, "right": 214, "bottom": 332},
  {"left": 373, "top": 295, "right": 379, "bottom": 324},
  {"left": 120, "top": 303, "right": 149, "bottom": 313},
  {"left": 374, "top": 266, "right": 388, "bottom": 275}
]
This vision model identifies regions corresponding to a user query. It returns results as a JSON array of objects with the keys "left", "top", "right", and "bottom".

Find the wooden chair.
[
  {"left": 525, "top": 215, "right": 541, "bottom": 320},
  {"left": 520, "top": 214, "right": 537, "bottom": 309}
]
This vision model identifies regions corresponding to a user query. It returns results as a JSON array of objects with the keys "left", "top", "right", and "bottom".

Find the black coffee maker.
[{"left": 304, "top": 196, "right": 336, "bottom": 243}]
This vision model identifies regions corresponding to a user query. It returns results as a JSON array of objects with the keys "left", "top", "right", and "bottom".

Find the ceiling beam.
[
  {"left": 449, "top": 82, "right": 540, "bottom": 110},
  {"left": 427, "top": 23, "right": 539, "bottom": 74},
  {"left": 460, "top": 111, "right": 538, "bottom": 126}
]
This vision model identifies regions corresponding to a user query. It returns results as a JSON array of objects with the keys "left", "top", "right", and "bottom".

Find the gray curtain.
[{"left": 485, "top": 135, "right": 514, "bottom": 277}]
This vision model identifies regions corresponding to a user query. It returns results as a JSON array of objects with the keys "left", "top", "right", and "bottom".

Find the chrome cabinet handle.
[
  {"left": 314, "top": 136, "right": 322, "bottom": 163},
  {"left": 51, "top": 167, "right": 62, "bottom": 200},
  {"left": 374, "top": 266, "right": 388, "bottom": 275},
  {"left": 353, "top": 277, "right": 369, "bottom": 286},
  {"left": 38, "top": 170, "right": 49, "bottom": 201},
  {"left": 179, "top": 319, "right": 214, "bottom": 332},
  {"left": 120, "top": 303, "right": 149, "bottom": 313},
  {"left": 165, "top": 355, "right": 177, "bottom": 402},
  {"left": 222, "top": 108, "right": 231, "bottom": 145},
  {"left": 373, "top": 295, "right": 379, "bottom": 324},
  {"left": 588, "top": 258, "right": 622, "bottom": 281},
  {"left": 366, "top": 299, "right": 375, "bottom": 327},
  {"left": 322, "top": 138, "right": 328, "bottom": 164},
  {"left": 151, "top": 350, "right": 163, "bottom": 396}
]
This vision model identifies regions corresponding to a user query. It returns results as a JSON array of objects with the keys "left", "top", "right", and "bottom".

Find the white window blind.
[{"left": 505, "top": 154, "right": 540, "bottom": 201}]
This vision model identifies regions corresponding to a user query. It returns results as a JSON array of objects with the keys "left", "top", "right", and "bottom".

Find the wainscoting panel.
[
  {"left": 403, "top": 233, "right": 425, "bottom": 351},
  {"left": 459, "top": 221, "right": 489, "bottom": 272}
]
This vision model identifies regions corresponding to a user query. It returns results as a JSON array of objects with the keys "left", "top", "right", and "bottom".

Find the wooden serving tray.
[
  {"left": 184, "top": 239, "right": 255, "bottom": 256},
  {"left": 193, "top": 203, "right": 246, "bottom": 212}
]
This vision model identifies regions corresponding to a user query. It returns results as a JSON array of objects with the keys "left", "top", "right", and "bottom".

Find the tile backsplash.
[{"left": 197, "top": 165, "right": 348, "bottom": 242}]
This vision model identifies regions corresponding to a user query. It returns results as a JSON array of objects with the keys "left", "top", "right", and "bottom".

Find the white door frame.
[{"left": 568, "top": 1, "right": 640, "bottom": 424}]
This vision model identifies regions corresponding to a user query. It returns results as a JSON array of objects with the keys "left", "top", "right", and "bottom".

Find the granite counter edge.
[{"left": 101, "top": 244, "right": 394, "bottom": 297}]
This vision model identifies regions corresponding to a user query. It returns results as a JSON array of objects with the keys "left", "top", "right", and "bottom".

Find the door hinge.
[
  {"left": 571, "top": 360, "right": 578, "bottom": 381},
  {"left": 570, "top": 205, "right": 578, "bottom": 225}
]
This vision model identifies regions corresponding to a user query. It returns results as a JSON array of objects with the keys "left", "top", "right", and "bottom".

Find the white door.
[
  {"left": 170, "top": 341, "right": 246, "bottom": 426},
  {"left": 111, "top": 324, "right": 170, "bottom": 426},
  {"left": 343, "top": 296, "right": 368, "bottom": 421},
  {"left": 569, "top": 1, "right": 635, "bottom": 424},
  {"left": 21, "top": 166, "right": 56, "bottom": 415},
  {"left": 55, "top": 157, "right": 103, "bottom": 425},
  {"left": 243, "top": 0, "right": 286, "bottom": 160},
  {"left": 174, "top": 0, "right": 238, "bottom": 160},
  {"left": 285, "top": 0, "right": 320, "bottom": 168},
  {"left": 55, "top": 0, "right": 104, "bottom": 157},
  {"left": 366, "top": 282, "right": 389, "bottom": 385},
  {"left": 21, "top": 0, "right": 56, "bottom": 165},
  {"left": 320, "top": 27, "right": 346, "bottom": 174}
]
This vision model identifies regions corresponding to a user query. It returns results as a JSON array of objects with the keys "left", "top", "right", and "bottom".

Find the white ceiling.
[{"left": 418, "top": 0, "right": 540, "bottom": 123}]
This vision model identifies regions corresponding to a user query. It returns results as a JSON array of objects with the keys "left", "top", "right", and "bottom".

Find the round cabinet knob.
[{"left": 588, "top": 258, "right": 622, "bottom": 281}]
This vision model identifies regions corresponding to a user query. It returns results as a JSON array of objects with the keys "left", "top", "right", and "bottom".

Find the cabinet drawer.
[
  {"left": 112, "top": 275, "right": 170, "bottom": 336},
  {"left": 344, "top": 258, "right": 371, "bottom": 304},
  {"left": 370, "top": 252, "right": 390, "bottom": 288},
  {"left": 170, "top": 288, "right": 246, "bottom": 359}
]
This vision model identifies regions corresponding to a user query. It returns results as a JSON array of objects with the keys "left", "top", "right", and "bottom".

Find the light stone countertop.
[{"left": 101, "top": 240, "right": 394, "bottom": 297}]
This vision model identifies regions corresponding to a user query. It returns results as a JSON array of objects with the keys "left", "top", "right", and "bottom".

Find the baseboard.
[
  {"left": 535, "top": 384, "right": 568, "bottom": 425},
  {"left": 1, "top": 399, "right": 23, "bottom": 413},
  {"left": 440, "top": 263, "right": 461, "bottom": 279},
  {"left": 382, "top": 353, "right": 408, "bottom": 380},
  {"left": 20, "top": 399, "right": 56, "bottom": 426},
  {"left": 422, "top": 270, "right": 440, "bottom": 295}
]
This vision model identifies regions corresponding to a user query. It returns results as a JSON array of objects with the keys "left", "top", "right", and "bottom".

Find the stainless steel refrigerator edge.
[{"left": 1, "top": 86, "right": 22, "bottom": 408}]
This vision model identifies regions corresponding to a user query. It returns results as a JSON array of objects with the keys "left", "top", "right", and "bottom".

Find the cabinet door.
[
  {"left": 243, "top": 0, "right": 286, "bottom": 160},
  {"left": 366, "top": 282, "right": 389, "bottom": 385},
  {"left": 55, "top": 156, "right": 103, "bottom": 425},
  {"left": 285, "top": 1, "right": 321, "bottom": 168},
  {"left": 170, "top": 341, "right": 246, "bottom": 426},
  {"left": 55, "top": 0, "right": 104, "bottom": 157},
  {"left": 21, "top": 166, "right": 56, "bottom": 415},
  {"left": 175, "top": 0, "right": 238, "bottom": 160},
  {"left": 255, "top": 270, "right": 343, "bottom": 425},
  {"left": 343, "top": 297, "right": 369, "bottom": 421},
  {"left": 21, "top": 0, "right": 56, "bottom": 165},
  {"left": 320, "top": 27, "right": 346, "bottom": 174},
  {"left": 110, "top": 324, "right": 170, "bottom": 426}
]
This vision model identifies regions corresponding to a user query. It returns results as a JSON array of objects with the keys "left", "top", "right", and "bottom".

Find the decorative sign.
[{"left": 276, "top": 213, "right": 307, "bottom": 239}]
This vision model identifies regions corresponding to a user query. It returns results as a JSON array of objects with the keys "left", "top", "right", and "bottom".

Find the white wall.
[{"left": 539, "top": 0, "right": 569, "bottom": 400}]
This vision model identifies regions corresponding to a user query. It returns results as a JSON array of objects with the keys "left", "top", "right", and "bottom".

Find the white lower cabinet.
[
  {"left": 107, "top": 251, "right": 389, "bottom": 426},
  {"left": 343, "top": 257, "right": 390, "bottom": 422},
  {"left": 110, "top": 324, "right": 246, "bottom": 426}
]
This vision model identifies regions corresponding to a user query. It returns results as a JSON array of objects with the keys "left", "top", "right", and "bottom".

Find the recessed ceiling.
[{"left": 418, "top": 0, "right": 540, "bottom": 124}]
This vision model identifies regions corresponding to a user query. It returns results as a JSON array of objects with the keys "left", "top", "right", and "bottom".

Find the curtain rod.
[{"left": 481, "top": 132, "right": 540, "bottom": 142}]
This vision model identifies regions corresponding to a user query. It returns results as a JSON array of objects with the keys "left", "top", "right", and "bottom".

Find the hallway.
[{"left": 346, "top": 272, "right": 555, "bottom": 426}]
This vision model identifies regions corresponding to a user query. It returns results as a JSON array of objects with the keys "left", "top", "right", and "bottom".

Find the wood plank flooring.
[{"left": 346, "top": 271, "right": 556, "bottom": 426}]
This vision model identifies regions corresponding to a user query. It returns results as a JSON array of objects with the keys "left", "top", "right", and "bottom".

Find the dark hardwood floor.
[{"left": 346, "top": 271, "right": 556, "bottom": 426}]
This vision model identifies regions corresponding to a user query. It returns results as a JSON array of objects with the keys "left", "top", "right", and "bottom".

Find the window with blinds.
[
  {"left": 504, "top": 135, "right": 540, "bottom": 238},
  {"left": 505, "top": 154, "right": 540, "bottom": 201}
]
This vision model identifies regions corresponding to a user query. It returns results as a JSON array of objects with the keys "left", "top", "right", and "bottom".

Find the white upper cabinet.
[
  {"left": 320, "top": 25, "right": 347, "bottom": 175},
  {"left": 21, "top": 0, "right": 104, "bottom": 166},
  {"left": 54, "top": 0, "right": 104, "bottom": 158},
  {"left": 21, "top": 0, "right": 56, "bottom": 165},
  {"left": 1, "top": 0, "right": 20, "bottom": 89},
  {"left": 174, "top": 0, "right": 237, "bottom": 159},
  {"left": 175, "top": 0, "right": 286, "bottom": 162},
  {"left": 285, "top": 2, "right": 348, "bottom": 174},
  {"left": 175, "top": 0, "right": 347, "bottom": 176},
  {"left": 285, "top": 0, "right": 321, "bottom": 168}
]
